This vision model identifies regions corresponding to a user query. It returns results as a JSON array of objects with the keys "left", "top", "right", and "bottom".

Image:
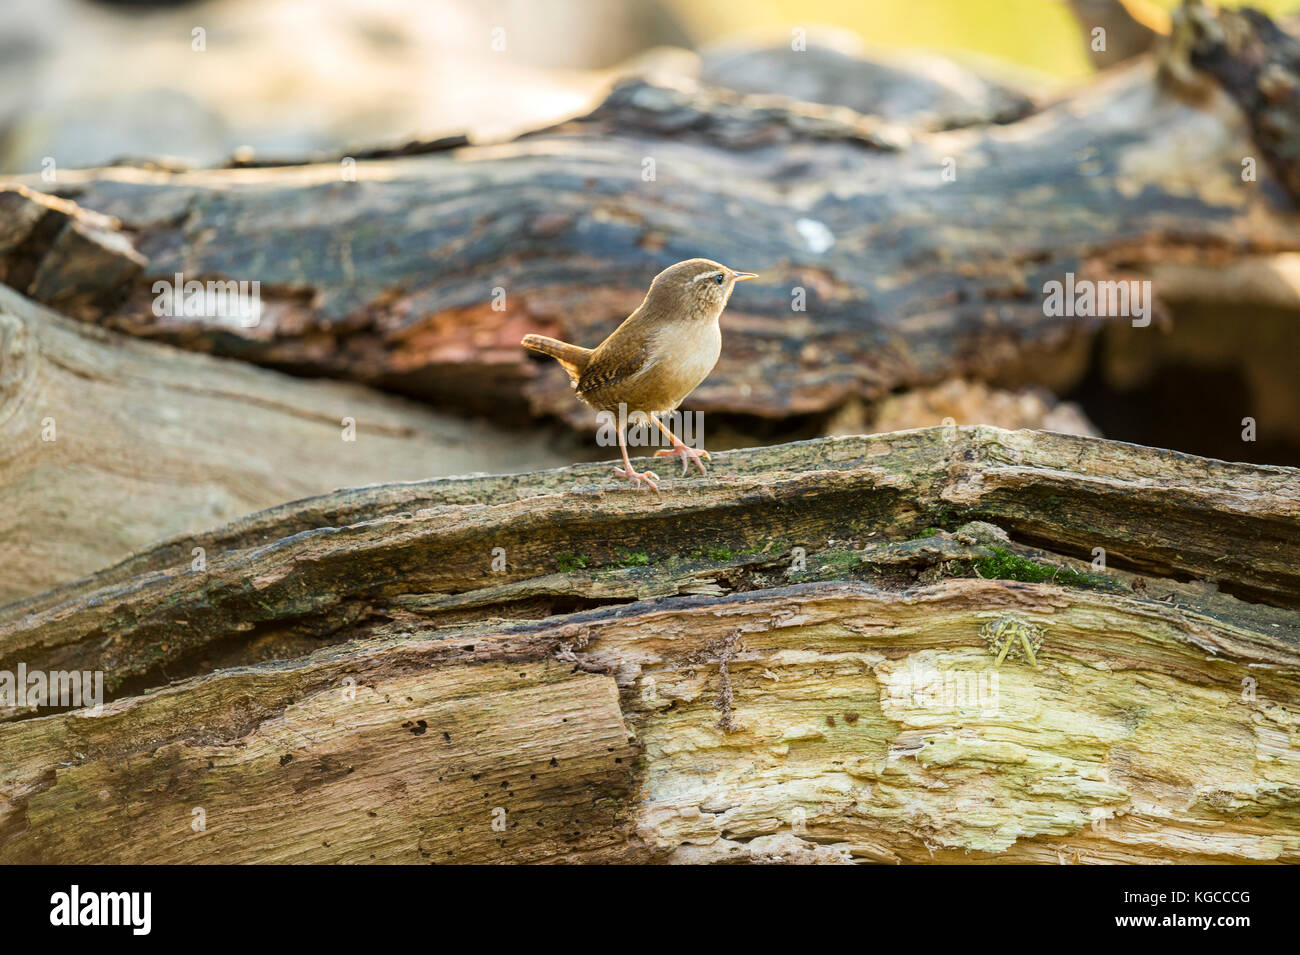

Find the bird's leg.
[
  {"left": 651, "top": 415, "right": 710, "bottom": 476},
  {"left": 611, "top": 426, "right": 660, "bottom": 493}
]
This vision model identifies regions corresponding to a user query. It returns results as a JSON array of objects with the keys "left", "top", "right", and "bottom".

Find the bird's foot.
[
  {"left": 612, "top": 465, "right": 661, "bottom": 493},
  {"left": 654, "top": 443, "right": 710, "bottom": 476}
]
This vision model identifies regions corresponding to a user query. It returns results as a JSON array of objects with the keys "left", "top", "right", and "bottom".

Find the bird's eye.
[{"left": 713, "top": 273, "right": 725, "bottom": 285}]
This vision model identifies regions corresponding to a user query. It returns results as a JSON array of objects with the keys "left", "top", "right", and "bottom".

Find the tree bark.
[
  {"left": 0, "top": 283, "right": 567, "bottom": 604},
  {"left": 2, "top": 427, "right": 1297, "bottom": 863},
  {"left": 11, "top": 20, "right": 1300, "bottom": 431},
  {"left": 1183, "top": 0, "right": 1300, "bottom": 205}
]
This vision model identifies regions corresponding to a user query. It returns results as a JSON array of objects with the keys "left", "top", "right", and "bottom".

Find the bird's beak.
[{"left": 731, "top": 272, "right": 759, "bottom": 281}]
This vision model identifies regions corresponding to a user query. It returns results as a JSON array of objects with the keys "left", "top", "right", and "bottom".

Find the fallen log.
[
  {"left": 697, "top": 39, "right": 1036, "bottom": 129},
  {"left": 2, "top": 427, "right": 1297, "bottom": 863},
  {"left": 0, "top": 185, "right": 145, "bottom": 320},
  {"left": 0, "top": 283, "right": 568, "bottom": 605},
  {"left": 1184, "top": 0, "right": 1300, "bottom": 205},
  {"left": 11, "top": 4, "right": 1300, "bottom": 436}
]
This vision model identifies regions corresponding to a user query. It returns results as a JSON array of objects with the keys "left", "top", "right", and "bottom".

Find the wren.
[{"left": 521, "top": 258, "right": 757, "bottom": 492}]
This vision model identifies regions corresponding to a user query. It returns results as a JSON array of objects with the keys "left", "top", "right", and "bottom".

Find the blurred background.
[{"left": 4, "top": 0, "right": 1298, "bottom": 172}]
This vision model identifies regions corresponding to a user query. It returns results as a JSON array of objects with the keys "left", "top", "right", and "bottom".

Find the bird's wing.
[{"left": 577, "top": 345, "right": 660, "bottom": 397}]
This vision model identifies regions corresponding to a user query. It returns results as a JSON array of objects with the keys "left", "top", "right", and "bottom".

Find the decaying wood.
[
  {"left": 1184, "top": 0, "right": 1300, "bottom": 205},
  {"left": 2, "top": 427, "right": 1298, "bottom": 863},
  {"left": 8, "top": 2, "right": 1299, "bottom": 432},
  {"left": 697, "top": 41, "right": 1036, "bottom": 129},
  {"left": 0, "top": 283, "right": 567, "bottom": 604},
  {"left": 0, "top": 185, "right": 145, "bottom": 319}
]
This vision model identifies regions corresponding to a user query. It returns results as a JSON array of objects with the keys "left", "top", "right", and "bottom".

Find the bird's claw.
[
  {"left": 654, "top": 444, "right": 710, "bottom": 476},
  {"left": 612, "top": 466, "right": 661, "bottom": 493}
]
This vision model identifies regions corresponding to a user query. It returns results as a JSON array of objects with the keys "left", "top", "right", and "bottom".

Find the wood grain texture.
[
  {"left": 2, "top": 427, "right": 1297, "bottom": 863},
  {"left": 11, "top": 8, "right": 1299, "bottom": 429},
  {"left": 0, "top": 284, "right": 568, "bottom": 604}
]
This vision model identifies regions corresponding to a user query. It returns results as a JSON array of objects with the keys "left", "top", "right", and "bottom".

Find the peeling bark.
[
  {"left": 0, "top": 185, "right": 145, "bottom": 319},
  {"left": 1, "top": 427, "right": 1297, "bottom": 863},
  {"left": 7, "top": 5, "right": 1298, "bottom": 431}
]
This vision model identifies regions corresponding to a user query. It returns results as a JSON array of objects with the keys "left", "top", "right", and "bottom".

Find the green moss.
[
  {"left": 615, "top": 549, "right": 651, "bottom": 568},
  {"left": 555, "top": 554, "right": 589, "bottom": 573},
  {"left": 972, "top": 547, "right": 1113, "bottom": 591},
  {"left": 918, "top": 528, "right": 941, "bottom": 539},
  {"left": 819, "top": 548, "right": 861, "bottom": 567},
  {"left": 690, "top": 546, "right": 738, "bottom": 562}
]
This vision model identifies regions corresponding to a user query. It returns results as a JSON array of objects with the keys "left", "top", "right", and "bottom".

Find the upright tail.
[{"left": 521, "top": 333, "right": 591, "bottom": 387}]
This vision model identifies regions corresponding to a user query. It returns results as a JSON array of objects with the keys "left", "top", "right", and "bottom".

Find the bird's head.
[{"left": 644, "top": 258, "right": 758, "bottom": 319}]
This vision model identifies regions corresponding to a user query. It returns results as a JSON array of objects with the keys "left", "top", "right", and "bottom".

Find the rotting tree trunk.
[
  {"left": 0, "top": 283, "right": 568, "bottom": 604},
  {"left": 1184, "top": 0, "right": 1300, "bottom": 205},
  {"left": 2, "top": 427, "right": 1298, "bottom": 863},
  {"left": 8, "top": 4, "right": 1300, "bottom": 433}
]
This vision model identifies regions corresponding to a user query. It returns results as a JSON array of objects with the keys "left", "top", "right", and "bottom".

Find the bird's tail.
[{"left": 521, "top": 334, "right": 591, "bottom": 387}]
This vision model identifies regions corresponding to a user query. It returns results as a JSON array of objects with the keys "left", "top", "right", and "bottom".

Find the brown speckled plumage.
[{"left": 522, "top": 258, "right": 756, "bottom": 491}]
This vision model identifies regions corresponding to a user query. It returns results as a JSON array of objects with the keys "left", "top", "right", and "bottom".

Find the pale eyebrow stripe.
[{"left": 691, "top": 271, "right": 720, "bottom": 283}]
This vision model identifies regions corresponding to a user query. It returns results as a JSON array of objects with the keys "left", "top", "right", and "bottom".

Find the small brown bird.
[{"left": 522, "top": 258, "right": 757, "bottom": 492}]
